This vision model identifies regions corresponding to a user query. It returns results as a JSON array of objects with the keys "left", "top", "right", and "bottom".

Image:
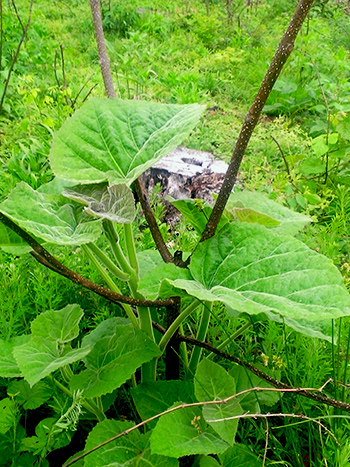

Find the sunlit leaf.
[
  {"left": 0, "top": 182, "right": 102, "bottom": 245},
  {"left": 70, "top": 318, "right": 161, "bottom": 398},
  {"left": 50, "top": 98, "right": 205, "bottom": 185}
]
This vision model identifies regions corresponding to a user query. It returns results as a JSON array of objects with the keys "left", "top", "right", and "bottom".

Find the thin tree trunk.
[{"left": 200, "top": 0, "right": 315, "bottom": 242}]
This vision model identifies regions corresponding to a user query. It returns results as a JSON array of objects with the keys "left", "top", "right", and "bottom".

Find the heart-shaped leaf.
[
  {"left": 161, "top": 223, "right": 350, "bottom": 339},
  {"left": 50, "top": 98, "right": 205, "bottom": 185}
]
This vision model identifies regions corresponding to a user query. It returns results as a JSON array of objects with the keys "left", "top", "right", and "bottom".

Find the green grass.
[{"left": 1, "top": 0, "right": 350, "bottom": 465}]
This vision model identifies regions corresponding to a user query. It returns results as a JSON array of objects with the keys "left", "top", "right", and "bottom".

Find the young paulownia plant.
[{"left": 1, "top": 0, "right": 350, "bottom": 465}]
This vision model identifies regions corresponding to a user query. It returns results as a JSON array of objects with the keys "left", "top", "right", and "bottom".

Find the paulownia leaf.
[
  {"left": 131, "top": 380, "right": 195, "bottom": 428},
  {"left": 137, "top": 249, "right": 164, "bottom": 278},
  {"left": 50, "top": 98, "right": 205, "bottom": 185},
  {"left": 70, "top": 318, "right": 161, "bottom": 398},
  {"left": 13, "top": 305, "right": 90, "bottom": 387},
  {"left": 224, "top": 191, "right": 311, "bottom": 235},
  {"left": 0, "top": 182, "right": 102, "bottom": 245},
  {"left": 195, "top": 360, "right": 242, "bottom": 445},
  {"left": 84, "top": 420, "right": 179, "bottom": 467},
  {"left": 151, "top": 402, "right": 229, "bottom": 457},
  {"left": 0, "top": 335, "right": 30, "bottom": 378},
  {"left": 64, "top": 183, "right": 136, "bottom": 223},
  {"left": 200, "top": 444, "right": 263, "bottom": 467},
  {"left": 208, "top": 444, "right": 263, "bottom": 466},
  {"left": 200, "top": 457, "right": 221, "bottom": 467},
  {"left": 165, "top": 223, "right": 350, "bottom": 340},
  {"left": 169, "top": 198, "right": 228, "bottom": 236},
  {"left": 230, "top": 207, "right": 280, "bottom": 226},
  {"left": 139, "top": 263, "right": 192, "bottom": 300}
]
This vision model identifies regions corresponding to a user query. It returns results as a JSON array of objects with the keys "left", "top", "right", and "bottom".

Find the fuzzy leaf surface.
[
  {"left": 225, "top": 191, "right": 311, "bottom": 235},
  {"left": 167, "top": 223, "right": 350, "bottom": 338},
  {"left": 84, "top": 420, "right": 179, "bottom": 467},
  {"left": 50, "top": 98, "right": 205, "bottom": 185},
  {"left": 70, "top": 318, "right": 161, "bottom": 398},
  {"left": 0, "top": 182, "right": 102, "bottom": 245},
  {"left": 195, "top": 360, "right": 242, "bottom": 445},
  {"left": 64, "top": 184, "right": 136, "bottom": 223}
]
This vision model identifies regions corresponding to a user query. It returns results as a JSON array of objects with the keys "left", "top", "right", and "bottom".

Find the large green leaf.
[
  {"left": 13, "top": 305, "right": 90, "bottom": 386},
  {"left": 64, "top": 183, "right": 136, "bottom": 223},
  {"left": 131, "top": 380, "right": 195, "bottom": 428},
  {"left": 50, "top": 98, "right": 205, "bottom": 185},
  {"left": 0, "top": 182, "right": 102, "bottom": 245},
  {"left": 224, "top": 191, "right": 311, "bottom": 235},
  {"left": 195, "top": 360, "right": 242, "bottom": 445},
  {"left": 70, "top": 318, "right": 161, "bottom": 398},
  {"left": 139, "top": 262, "right": 192, "bottom": 300},
  {"left": 169, "top": 198, "right": 228, "bottom": 236},
  {"left": 200, "top": 445, "right": 263, "bottom": 466},
  {"left": 137, "top": 249, "right": 164, "bottom": 278},
  {"left": 151, "top": 402, "right": 229, "bottom": 457},
  {"left": 229, "top": 363, "right": 280, "bottom": 413},
  {"left": 165, "top": 223, "right": 350, "bottom": 339},
  {"left": 7, "top": 380, "right": 53, "bottom": 410},
  {"left": 84, "top": 420, "right": 179, "bottom": 467}
]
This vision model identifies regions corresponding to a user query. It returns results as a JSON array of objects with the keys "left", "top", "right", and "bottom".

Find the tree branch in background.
[
  {"left": 200, "top": 0, "right": 315, "bottom": 242},
  {"left": 171, "top": 328, "right": 350, "bottom": 413},
  {"left": 89, "top": 0, "right": 177, "bottom": 266},
  {"left": 89, "top": 0, "right": 115, "bottom": 98},
  {"left": 0, "top": 0, "right": 34, "bottom": 114}
]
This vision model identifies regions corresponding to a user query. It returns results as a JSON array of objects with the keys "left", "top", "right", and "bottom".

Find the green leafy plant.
[{"left": 1, "top": 0, "right": 350, "bottom": 465}]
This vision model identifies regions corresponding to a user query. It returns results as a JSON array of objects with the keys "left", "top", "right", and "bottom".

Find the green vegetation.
[{"left": 1, "top": 0, "right": 350, "bottom": 466}]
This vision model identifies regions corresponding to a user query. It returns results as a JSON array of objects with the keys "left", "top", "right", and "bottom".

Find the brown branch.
[
  {"left": 89, "top": 0, "right": 178, "bottom": 267},
  {"left": 63, "top": 386, "right": 338, "bottom": 467},
  {"left": 0, "top": 0, "right": 33, "bottom": 114},
  {"left": 151, "top": 320, "right": 350, "bottom": 413},
  {"left": 89, "top": 0, "right": 115, "bottom": 99},
  {"left": 270, "top": 135, "right": 290, "bottom": 177},
  {"left": 200, "top": 0, "right": 315, "bottom": 242},
  {"left": 134, "top": 178, "right": 175, "bottom": 264},
  {"left": 0, "top": 212, "right": 176, "bottom": 309}
]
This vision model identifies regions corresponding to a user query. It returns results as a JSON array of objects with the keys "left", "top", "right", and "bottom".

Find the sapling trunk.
[{"left": 200, "top": 0, "right": 315, "bottom": 242}]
